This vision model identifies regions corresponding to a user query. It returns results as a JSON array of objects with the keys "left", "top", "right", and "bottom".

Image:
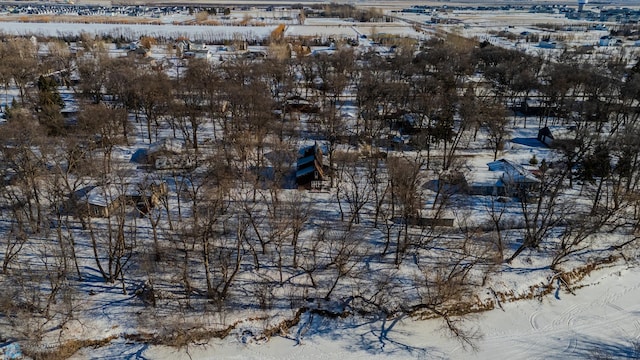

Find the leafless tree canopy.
[{"left": 0, "top": 31, "right": 638, "bottom": 352}]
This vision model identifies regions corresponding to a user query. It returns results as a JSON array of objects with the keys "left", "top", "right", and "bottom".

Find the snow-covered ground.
[
  {"left": 0, "top": 22, "right": 276, "bottom": 42},
  {"left": 65, "top": 261, "right": 640, "bottom": 359}
]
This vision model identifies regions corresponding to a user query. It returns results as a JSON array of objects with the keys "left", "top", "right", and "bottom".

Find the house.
[
  {"left": 128, "top": 46, "right": 151, "bottom": 57},
  {"left": 537, "top": 126, "right": 576, "bottom": 148},
  {"left": 176, "top": 41, "right": 218, "bottom": 59},
  {"left": 425, "top": 171, "right": 468, "bottom": 195},
  {"left": 284, "top": 95, "right": 319, "bottom": 113},
  {"left": 599, "top": 36, "right": 619, "bottom": 47},
  {"left": 131, "top": 180, "right": 169, "bottom": 215},
  {"left": 468, "top": 159, "right": 540, "bottom": 197},
  {"left": 147, "top": 139, "right": 193, "bottom": 170},
  {"left": 488, "top": 159, "right": 540, "bottom": 195},
  {"left": 76, "top": 181, "right": 168, "bottom": 217},
  {"left": 175, "top": 39, "right": 190, "bottom": 55},
  {"left": 190, "top": 42, "right": 208, "bottom": 51},
  {"left": 80, "top": 184, "right": 130, "bottom": 217},
  {"left": 467, "top": 169, "right": 506, "bottom": 196},
  {"left": 296, "top": 143, "right": 324, "bottom": 188},
  {"left": 193, "top": 49, "right": 212, "bottom": 59}
]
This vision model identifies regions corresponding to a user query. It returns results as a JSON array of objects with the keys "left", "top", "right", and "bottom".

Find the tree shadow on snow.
[
  {"left": 547, "top": 334, "right": 640, "bottom": 359},
  {"left": 302, "top": 313, "right": 444, "bottom": 359},
  {"left": 83, "top": 342, "right": 150, "bottom": 360}
]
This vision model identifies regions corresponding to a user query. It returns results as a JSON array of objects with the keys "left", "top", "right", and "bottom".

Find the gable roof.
[
  {"left": 488, "top": 159, "right": 540, "bottom": 184},
  {"left": 148, "top": 138, "right": 185, "bottom": 155}
]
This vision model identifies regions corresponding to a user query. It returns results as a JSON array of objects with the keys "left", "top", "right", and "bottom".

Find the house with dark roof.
[
  {"left": 296, "top": 143, "right": 324, "bottom": 188},
  {"left": 537, "top": 126, "right": 554, "bottom": 147},
  {"left": 537, "top": 126, "right": 576, "bottom": 148}
]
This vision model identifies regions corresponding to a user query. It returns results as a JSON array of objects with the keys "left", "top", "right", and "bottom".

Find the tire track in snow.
[
  {"left": 564, "top": 333, "right": 578, "bottom": 355},
  {"left": 477, "top": 276, "right": 640, "bottom": 360},
  {"left": 551, "top": 304, "right": 580, "bottom": 329},
  {"left": 529, "top": 310, "right": 541, "bottom": 331}
]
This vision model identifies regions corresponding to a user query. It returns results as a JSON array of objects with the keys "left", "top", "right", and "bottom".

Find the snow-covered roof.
[
  {"left": 85, "top": 185, "right": 120, "bottom": 207},
  {"left": 488, "top": 159, "right": 540, "bottom": 184},
  {"left": 148, "top": 138, "right": 185, "bottom": 155},
  {"left": 469, "top": 169, "right": 504, "bottom": 187},
  {"left": 85, "top": 184, "right": 140, "bottom": 207},
  {"left": 297, "top": 154, "right": 316, "bottom": 167}
]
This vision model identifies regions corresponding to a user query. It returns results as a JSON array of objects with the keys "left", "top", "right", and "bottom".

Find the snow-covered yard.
[{"left": 63, "top": 262, "right": 640, "bottom": 359}]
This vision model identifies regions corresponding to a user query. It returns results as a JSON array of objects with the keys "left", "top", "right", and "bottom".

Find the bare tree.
[
  {"left": 174, "top": 58, "right": 214, "bottom": 151},
  {"left": 484, "top": 196, "right": 508, "bottom": 262},
  {"left": 506, "top": 160, "right": 567, "bottom": 263},
  {"left": 387, "top": 156, "right": 424, "bottom": 265},
  {"left": 77, "top": 44, "right": 110, "bottom": 104},
  {"left": 85, "top": 176, "right": 138, "bottom": 293},
  {"left": 135, "top": 70, "right": 172, "bottom": 144},
  {"left": 483, "top": 101, "right": 510, "bottom": 161},
  {"left": 77, "top": 102, "right": 128, "bottom": 173},
  {"left": 104, "top": 56, "right": 140, "bottom": 141},
  {"left": 317, "top": 226, "right": 364, "bottom": 301},
  {"left": 4, "top": 38, "right": 39, "bottom": 104},
  {"left": 0, "top": 114, "right": 47, "bottom": 235},
  {"left": 334, "top": 151, "right": 372, "bottom": 228}
]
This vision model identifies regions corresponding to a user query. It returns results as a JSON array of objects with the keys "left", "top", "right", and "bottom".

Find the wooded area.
[{"left": 1, "top": 29, "right": 640, "bottom": 355}]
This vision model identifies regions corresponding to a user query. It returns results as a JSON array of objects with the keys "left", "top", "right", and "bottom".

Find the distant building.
[{"left": 599, "top": 36, "right": 618, "bottom": 47}]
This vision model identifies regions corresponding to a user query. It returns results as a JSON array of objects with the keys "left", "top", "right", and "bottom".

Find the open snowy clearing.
[
  {"left": 0, "top": 22, "right": 277, "bottom": 41},
  {"left": 66, "top": 261, "right": 640, "bottom": 359}
]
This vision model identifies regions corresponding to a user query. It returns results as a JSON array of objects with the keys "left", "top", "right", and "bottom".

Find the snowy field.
[
  {"left": 0, "top": 22, "right": 277, "bottom": 42},
  {"left": 67, "top": 262, "right": 640, "bottom": 359}
]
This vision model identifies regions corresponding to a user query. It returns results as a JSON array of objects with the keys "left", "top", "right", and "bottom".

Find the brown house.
[{"left": 76, "top": 181, "right": 168, "bottom": 217}]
